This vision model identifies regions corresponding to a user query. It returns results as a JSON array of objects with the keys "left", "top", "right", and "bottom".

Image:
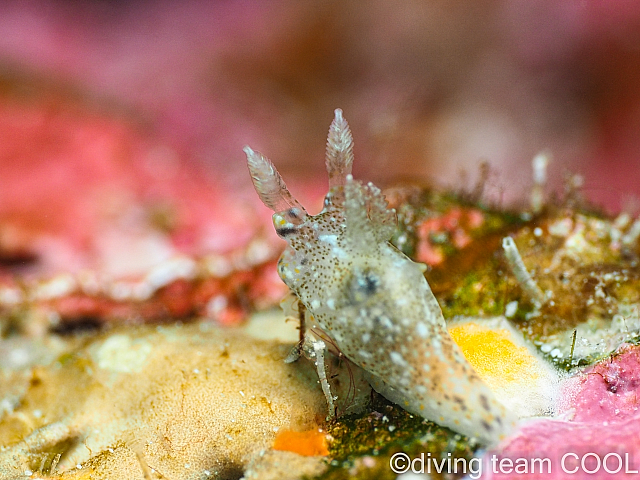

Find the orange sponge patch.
[{"left": 273, "top": 429, "right": 330, "bottom": 457}]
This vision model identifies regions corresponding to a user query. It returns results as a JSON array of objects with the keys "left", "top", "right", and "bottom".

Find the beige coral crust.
[{"left": 0, "top": 319, "right": 331, "bottom": 480}]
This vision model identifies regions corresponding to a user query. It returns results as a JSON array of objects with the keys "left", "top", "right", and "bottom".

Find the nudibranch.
[{"left": 244, "top": 109, "right": 516, "bottom": 446}]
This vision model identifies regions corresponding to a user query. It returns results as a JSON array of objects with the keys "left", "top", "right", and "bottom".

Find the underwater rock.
[{"left": 0, "top": 320, "right": 343, "bottom": 480}]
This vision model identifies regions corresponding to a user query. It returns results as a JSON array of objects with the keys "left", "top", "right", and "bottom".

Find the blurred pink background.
[{"left": 1, "top": 0, "right": 639, "bottom": 275}]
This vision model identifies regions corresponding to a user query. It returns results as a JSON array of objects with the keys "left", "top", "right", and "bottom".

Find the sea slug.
[{"left": 244, "top": 109, "right": 516, "bottom": 446}]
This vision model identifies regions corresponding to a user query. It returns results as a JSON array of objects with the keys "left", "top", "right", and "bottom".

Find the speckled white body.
[{"left": 245, "top": 110, "right": 516, "bottom": 446}]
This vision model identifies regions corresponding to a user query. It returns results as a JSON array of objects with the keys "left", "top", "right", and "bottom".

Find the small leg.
[
  {"left": 280, "top": 298, "right": 336, "bottom": 418},
  {"left": 298, "top": 302, "right": 307, "bottom": 344},
  {"left": 290, "top": 331, "right": 337, "bottom": 419},
  {"left": 284, "top": 302, "right": 306, "bottom": 364},
  {"left": 0, "top": 420, "right": 74, "bottom": 474},
  {"left": 308, "top": 337, "right": 336, "bottom": 420}
]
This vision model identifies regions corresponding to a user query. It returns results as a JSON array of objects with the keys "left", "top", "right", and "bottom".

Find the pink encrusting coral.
[
  {"left": 0, "top": 91, "right": 292, "bottom": 330},
  {"left": 487, "top": 417, "right": 640, "bottom": 480},
  {"left": 559, "top": 344, "right": 640, "bottom": 423},
  {"left": 415, "top": 207, "right": 485, "bottom": 266},
  {"left": 0, "top": 95, "right": 272, "bottom": 273},
  {"left": 485, "top": 344, "right": 640, "bottom": 479}
]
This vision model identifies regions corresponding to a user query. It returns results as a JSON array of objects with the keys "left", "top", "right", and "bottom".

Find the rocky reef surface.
[{"left": 2, "top": 173, "right": 640, "bottom": 479}]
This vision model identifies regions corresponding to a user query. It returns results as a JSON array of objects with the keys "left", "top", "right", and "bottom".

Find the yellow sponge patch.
[
  {"left": 448, "top": 323, "right": 539, "bottom": 389},
  {"left": 448, "top": 318, "right": 561, "bottom": 418}
]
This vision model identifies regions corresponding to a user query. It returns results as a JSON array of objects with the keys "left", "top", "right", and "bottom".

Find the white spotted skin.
[
  {"left": 276, "top": 182, "right": 515, "bottom": 446},
  {"left": 246, "top": 110, "right": 516, "bottom": 447}
]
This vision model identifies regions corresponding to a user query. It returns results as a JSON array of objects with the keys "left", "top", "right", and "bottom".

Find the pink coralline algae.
[
  {"left": 415, "top": 207, "right": 485, "bottom": 266},
  {"left": 0, "top": 90, "right": 289, "bottom": 331},
  {"left": 485, "top": 344, "right": 640, "bottom": 479},
  {"left": 559, "top": 344, "right": 640, "bottom": 423}
]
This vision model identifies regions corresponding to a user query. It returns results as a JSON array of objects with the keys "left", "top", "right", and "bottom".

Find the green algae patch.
[
  {"left": 386, "top": 187, "right": 531, "bottom": 319},
  {"left": 389, "top": 188, "right": 640, "bottom": 372},
  {"left": 322, "top": 395, "right": 477, "bottom": 480},
  {"left": 496, "top": 213, "right": 640, "bottom": 369},
  {"left": 388, "top": 187, "right": 524, "bottom": 266}
]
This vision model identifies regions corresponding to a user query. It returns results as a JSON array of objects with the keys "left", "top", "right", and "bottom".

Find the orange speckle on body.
[{"left": 273, "top": 429, "right": 329, "bottom": 456}]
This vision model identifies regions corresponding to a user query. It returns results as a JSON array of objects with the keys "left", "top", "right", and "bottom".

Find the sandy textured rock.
[
  {"left": 0, "top": 320, "right": 335, "bottom": 480},
  {"left": 242, "top": 450, "right": 326, "bottom": 480}
]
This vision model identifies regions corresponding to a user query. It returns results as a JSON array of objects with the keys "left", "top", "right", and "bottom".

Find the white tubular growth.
[
  {"left": 530, "top": 151, "right": 550, "bottom": 214},
  {"left": 622, "top": 218, "right": 640, "bottom": 248},
  {"left": 502, "top": 236, "right": 546, "bottom": 307}
]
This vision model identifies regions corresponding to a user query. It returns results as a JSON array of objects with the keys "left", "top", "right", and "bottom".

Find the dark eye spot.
[
  {"left": 347, "top": 269, "right": 380, "bottom": 304},
  {"left": 276, "top": 227, "right": 297, "bottom": 237}
]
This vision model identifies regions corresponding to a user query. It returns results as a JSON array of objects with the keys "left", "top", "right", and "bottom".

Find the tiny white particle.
[
  {"left": 24, "top": 470, "right": 33, "bottom": 476},
  {"left": 390, "top": 352, "right": 407, "bottom": 367},
  {"left": 327, "top": 299, "right": 336, "bottom": 310},
  {"left": 311, "top": 300, "right": 321, "bottom": 309},
  {"left": 422, "top": 363, "right": 431, "bottom": 372},
  {"left": 239, "top": 390, "right": 245, "bottom": 397},
  {"left": 76, "top": 464, "right": 83, "bottom": 470},
  {"left": 550, "top": 348, "right": 563, "bottom": 358},
  {"left": 505, "top": 300, "right": 518, "bottom": 318},
  {"left": 318, "top": 234, "right": 338, "bottom": 245},
  {"left": 362, "top": 333, "right": 371, "bottom": 343},
  {"left": 416, "top": 322, "right": 428, "bottom": 338},
  {"left": 534, "top": 227, "right": 543, "bottom": 237}
]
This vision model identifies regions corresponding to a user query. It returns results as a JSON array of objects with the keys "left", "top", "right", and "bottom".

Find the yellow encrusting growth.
[
  {"left": 449, "top": 323, "right": 539, "bottom": 388},
  {"left": 448, "top": 318, "right": 561, "bottom": 418}
]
